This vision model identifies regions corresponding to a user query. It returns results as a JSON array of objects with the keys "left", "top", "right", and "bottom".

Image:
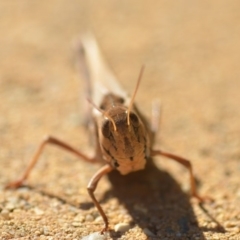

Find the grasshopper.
[{"left": 6, "top": 34, "right": 209, "bottom": 233}]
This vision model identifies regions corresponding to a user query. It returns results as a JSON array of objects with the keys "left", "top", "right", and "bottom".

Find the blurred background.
[{"left": 0, "top": 1, "right": 240, "bottom": 239}]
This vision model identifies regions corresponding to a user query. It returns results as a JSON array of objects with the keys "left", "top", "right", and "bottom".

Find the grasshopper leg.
[
  {"left": 151, "top": 149, "right": 212, "bottom": 202},
  {"left": 87, "top": 164, "right": 113, "bottom": 233},
  {"left": 6, "top": 135, "right": 98, "bottom": 189},
  {"left": 151, "top": 99, "right": 161, "bottom": 134}
]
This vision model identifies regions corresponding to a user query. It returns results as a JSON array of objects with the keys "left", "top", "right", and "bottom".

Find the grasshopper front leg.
[
  {"left": 6, "top": 135, "right": 98, "bottom": 189},
  {"left": 87, "top": 164, "right": 113, "bottom": 233},
  {"left": 151, "top": 149, "right": 212, "bottom": 202}
]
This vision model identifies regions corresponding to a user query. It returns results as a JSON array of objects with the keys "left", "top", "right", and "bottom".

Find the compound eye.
[
  {"left": 129, "top": 113, "right": 139, "bottom": 127},
  {"left": 102, "top": 120, "right": 111, "bottom": 138}
]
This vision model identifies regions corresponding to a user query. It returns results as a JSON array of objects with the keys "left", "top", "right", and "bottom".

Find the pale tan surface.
[{"left": 1, "top": 1, "right": 240, "bottom": 239}]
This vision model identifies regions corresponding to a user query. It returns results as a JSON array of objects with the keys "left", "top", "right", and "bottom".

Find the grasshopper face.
[{"left": 99, "top": 106, "right": 150, "bottom": 175}]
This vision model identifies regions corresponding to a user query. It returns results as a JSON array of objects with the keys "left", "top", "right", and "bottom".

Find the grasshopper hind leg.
[
  {"left": 75, "top": 38, "right": 98, "bottom": 152},
  {"left": 151, "top": 99, "right": 161, "bottom": 136},
  {"left": 75, "top": 39, "right": 93, "bottom": 129}
]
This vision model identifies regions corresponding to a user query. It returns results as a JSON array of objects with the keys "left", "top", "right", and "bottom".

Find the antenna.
[{"left": 127, "top": 65, "right": 145, "bottom": 125}]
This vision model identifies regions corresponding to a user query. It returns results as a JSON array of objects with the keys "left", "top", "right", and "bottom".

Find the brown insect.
[{"left": 6, "top": 34, "right": 210, "bottom": 233}]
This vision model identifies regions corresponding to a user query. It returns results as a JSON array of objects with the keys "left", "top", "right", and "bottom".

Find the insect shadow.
[
  {"left": 101, "top": 159, "right": 206, "bottom": 239},
  {"left": 18, "top": 157, "right": 224, "bottom": 238}
]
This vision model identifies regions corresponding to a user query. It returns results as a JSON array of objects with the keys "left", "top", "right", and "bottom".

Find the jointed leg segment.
[
  {"left": 87, "top": 164, "right": 113, "bottom": 233},
  {"left": 151, "top": 149, "right": 207, "bottom": 202},
  {"left": 6, "top": 135, "right": 97, "bottom": 189}
]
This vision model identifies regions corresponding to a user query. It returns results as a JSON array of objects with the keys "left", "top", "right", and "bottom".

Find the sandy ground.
[{"left": 1, "top": 1, "right": 240, "bottom": 239}]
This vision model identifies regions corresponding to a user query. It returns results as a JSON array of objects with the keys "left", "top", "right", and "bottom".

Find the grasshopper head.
[{"left": 99, "top": 106, "right": 150, "bottom": 175}]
